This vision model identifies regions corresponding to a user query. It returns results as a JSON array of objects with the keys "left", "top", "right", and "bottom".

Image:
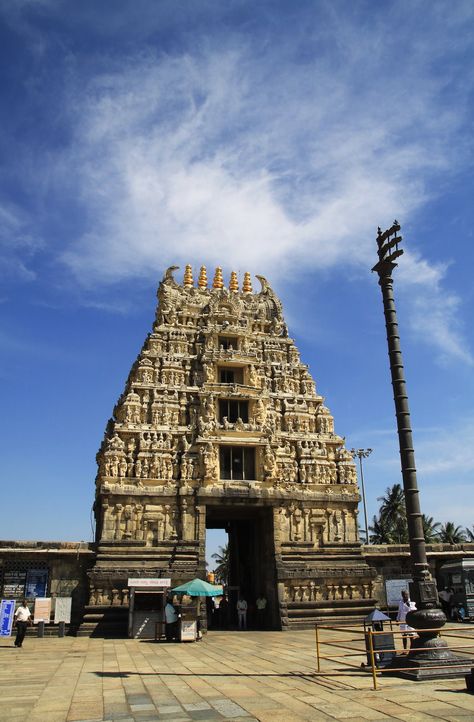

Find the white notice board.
[
  {"left": 180, "top": 620, "right": 196, "bottom": 642},
  {"left": 34, "top": 597, "right": 52, "bottom": 623},
  {"left": 54, "top": 597, "right": 72, "bottom": 624}
]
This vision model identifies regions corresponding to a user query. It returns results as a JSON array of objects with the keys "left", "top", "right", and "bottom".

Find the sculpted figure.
[
  {"left": 108, "top": 433, "right": 125, "bottom": 452},
  {"left": 300, "top": 463, "right": 307, "bottom": 483},
  {"left": 248, "top": 364, "right": 259, "bottom": 387},
  {"left": 202, "top": 443, "right": 218, "bottom": 481},
  {"left": 254, "top": 398, "right": 267, "bottom": 426},
  {"left": 333, "top": 511, "right": 342, "bottom": 541},
  {"left": 157, "top": 266, "right": 180, "bottom": 324},
  {"left": 263, "top": 444, "right": 277, "bottom": 481}
]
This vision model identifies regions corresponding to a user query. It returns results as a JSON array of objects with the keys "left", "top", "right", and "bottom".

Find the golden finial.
[
  {"left": 183, "top": 264, "right": 194, "bottom": 288},
  {"left": 198, "top": 265, "right": 208, "bottom": 288},
  {"left": 242, "top": 272, "right": 252, "bottom": 293},
  {"left": 212, "top": 267, "right": 224, "bottom": 289},
  {"left": 229, "top": 271, "right": 239, "bottom": 292}
]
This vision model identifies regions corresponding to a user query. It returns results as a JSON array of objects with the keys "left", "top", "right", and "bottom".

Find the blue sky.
[{"left": 1, "top": 0, "right": 473, "bottom": 564}]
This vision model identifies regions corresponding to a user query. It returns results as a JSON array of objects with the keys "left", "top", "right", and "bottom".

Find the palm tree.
[
  {"left": 465, "top": 525, "right": 474, "bottom": 542},
  {"left": 211, "top": 543, "right": 229, "bottom": 585},
  {"left": 377, "top": 484, "right": 408, "bottom": 543},
  {"left": 438, "top": 522, "right": 466, "bottom": 544},
  {"left": 378, "top": 483, "right": 405, "bottom": 521},
  {"left": 369, "top": 514, "right": 394, "bottom": 544},
  {"left": 422, "top": 515, "right": 441, "bottom": 543}
]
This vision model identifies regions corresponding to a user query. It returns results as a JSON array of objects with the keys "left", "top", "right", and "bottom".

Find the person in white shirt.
[
  {"left": 438, "top": 587, "right": 453, "bottom": 618},
  {"left": 237, "top": 597, "right": 247, "bottom": 630},
  {"left": 14, "top": 599, "right": 32, "bottom": 648},
  {"left": 396, "top": 590, "right": 417, "bottom": 651}
]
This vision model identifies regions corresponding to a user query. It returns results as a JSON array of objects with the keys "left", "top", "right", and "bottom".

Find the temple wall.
[
  {"left": 1, "top": 541, "right": 473, "bottom": 630},
  {"left": 0, "top": 541, "right": 94, "bottom": 629}
]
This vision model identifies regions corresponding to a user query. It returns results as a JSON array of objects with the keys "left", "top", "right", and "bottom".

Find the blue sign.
[
  {"left": 25, "top": 569, "right": 48, "bottom": 598},
  {"left": 0, "top": 600, "right": 16, "bottom": 637}
]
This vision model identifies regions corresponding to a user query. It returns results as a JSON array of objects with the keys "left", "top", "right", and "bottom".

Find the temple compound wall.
[
  {"left": 2, "top": 542, "right": 472, "bottom": 634},
  {"left": 89, "top": 264, "right": 375, "bottom": 632}
]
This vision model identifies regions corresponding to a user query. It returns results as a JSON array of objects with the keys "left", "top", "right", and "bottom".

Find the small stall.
[
  {"left": 439, "top": 560, "right": 474, "bottom": 620},
  {"left": 172, "top": 578, "right": 223, "bottom": 642},
  {"left": 128, "top": 577, "right": 171, "bottom": 639}
]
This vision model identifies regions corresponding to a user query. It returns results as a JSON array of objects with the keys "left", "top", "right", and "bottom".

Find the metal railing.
[{"left": 315, "top": 622, "right": 474, "bottom": 690}]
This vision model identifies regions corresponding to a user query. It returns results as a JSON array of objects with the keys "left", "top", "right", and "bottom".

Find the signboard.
[
  {"left": 34, "top": 597, "right": 52, "bottom": 623},
  {"left": 2, "top": 571, "right": 26, "bottom": 598},
  {"left": 25, "top": 569, "right": 48, "bottom": 598},
  {"left": 54, "top": 597, "right": 72, "bottom": 624},
  {"left": 0, "top": 600, "right": 16, "bottom": 637},
  {"left": 385, "top": 578, "right": 412, "bottom": 607},
  {"left": 127, "top": 578, "right": 171, "bottom": 588},
  {"left": 180, "top": 620, "right": 196, "bottom": 642}
]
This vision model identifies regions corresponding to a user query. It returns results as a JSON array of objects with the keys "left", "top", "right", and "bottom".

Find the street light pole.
[
  {"left": 350, "top": 448, "right": 372, "bottom": 545},
  {"left": 372, "top": 222, "right": 462, "bottom": 678}
]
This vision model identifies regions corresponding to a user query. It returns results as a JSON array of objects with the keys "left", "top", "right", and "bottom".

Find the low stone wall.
[
  {"left": 1, "top": 540, "right": 473, "bottom": 633},
  {"left": 363, "top": 542, "right": 474, "bottom": 608},
  {"left": 0, "top": 540, "right": 95, "bottom": 629}
]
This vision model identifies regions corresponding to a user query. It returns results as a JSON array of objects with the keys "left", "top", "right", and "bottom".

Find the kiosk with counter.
[
  {"left": 172, "top": 577, "right": 223, "bottom": 642},
  {"left": 128, "top": 578, "right": 171, "bottom": 639}
]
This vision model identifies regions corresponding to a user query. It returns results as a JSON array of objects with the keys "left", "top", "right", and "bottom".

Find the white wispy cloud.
[
  {"left": 416, "top": 419, "right": 474, "bottom": 476},
  {"left": 3, "top": 2, "right": 474, "bottom": 364},
  {"left": 359, "top": 416, "right": 474, "bottom": 526},
  {"left": 0, "top": 202, "right": 40, "bottom": 281}
]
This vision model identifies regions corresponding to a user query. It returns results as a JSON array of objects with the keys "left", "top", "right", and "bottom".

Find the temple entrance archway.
[{"left": 206, "top": 504, "right": 279, "bottom": 630}]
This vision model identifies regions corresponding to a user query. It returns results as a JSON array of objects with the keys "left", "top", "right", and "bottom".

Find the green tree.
[
  {"left": 465, "top": 525, "right": 474, "bottom": 542},
  {"left": 211, "top": 543, "right": 229, "bottom": 585},
  {"left": 377, "top": 483, "right": 408, "bottom": 543},
  {"left": 369, "top": 514, "right": 394, "bottom": 544},
  {"left": 438, "top": 522, "right": 466, "bottom": 544},
  {"left": 422, "top": 515, "right": 441, "bottom": 543}
]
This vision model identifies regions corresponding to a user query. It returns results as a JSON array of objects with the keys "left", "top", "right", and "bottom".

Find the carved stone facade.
[{"left": 89, "top": 265, "right": 376, "bottom": 628}]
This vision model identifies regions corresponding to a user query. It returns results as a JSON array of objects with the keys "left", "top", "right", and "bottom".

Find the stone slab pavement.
[{"left": 1, "top": 628, "right": 473, "bottom": 722}]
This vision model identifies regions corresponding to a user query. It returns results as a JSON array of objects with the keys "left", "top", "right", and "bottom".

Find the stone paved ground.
[{"left": 1, "top": 628, "right": 474, "bottom": 722}]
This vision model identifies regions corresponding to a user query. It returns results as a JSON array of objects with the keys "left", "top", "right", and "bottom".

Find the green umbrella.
[{"left": 172, "top": 578, "right": 223, "bottom": 597}]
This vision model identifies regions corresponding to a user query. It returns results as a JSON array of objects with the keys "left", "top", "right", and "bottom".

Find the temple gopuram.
[{"left": 88, "top": 265, "right": 376, "bottom": 632}]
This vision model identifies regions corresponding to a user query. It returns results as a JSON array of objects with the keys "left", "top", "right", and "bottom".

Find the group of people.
[
  {"left": 236, "top": 594, "right": 268, "bottom": 630},
  {"left": 207, "top": 593, "right": 268, "bottom": 630},
  {"left": 439, "top": 587, "right": 467, "bottom": 622},
  {"left": 164, "top": 592, "right": 269, "bottom": 640}
]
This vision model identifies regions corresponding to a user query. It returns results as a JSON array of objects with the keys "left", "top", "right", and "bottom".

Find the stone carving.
[
  {"left": 201, "top": 443, "right": 218, "bottom": 482},
  {"left": 91, "top": 265, "right": 374, "bottom": 625}
]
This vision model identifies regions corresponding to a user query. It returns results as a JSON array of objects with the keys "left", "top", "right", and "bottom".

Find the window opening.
[
  {"left": 219, "top": 367, "right": 243, "bottom": 384},
  {"left": 219, "top": 399, "right": 248, "bottom": 423},
  {"left": 219, "top": 336, "right": 238, "bottom": 351},
  {"left": 220, "top": 446, "right": 255, "bottom": 480}
]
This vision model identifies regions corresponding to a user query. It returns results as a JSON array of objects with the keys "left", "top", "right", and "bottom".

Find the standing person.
[
  {"left": 219, "top": 595, "right": 229, "bottom": 629},
  {"left": 237, "top": 596, "right": 247, "bottom": 630},
  {"left": 164, "top": 598, "right": 178, "bottom": 641},
  {"left": 255, "top": 593, "right": 267, "bottom": 629},
  {"left": 438, "top": 587, "right": 453, "bottom": 618},
  {"left": 14, "top": 599, "right": 32, "bottom": 648},
  {"left": 396, "top": 590, "right": 416, "bottom": 652}
]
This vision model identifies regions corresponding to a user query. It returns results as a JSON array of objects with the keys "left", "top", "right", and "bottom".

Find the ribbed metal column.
[
  {"left": 371, "top": 224, "right": 460, "bottom": 678},
  {"left": 377, "top": 268, "right": 429, "bottom": 583}
]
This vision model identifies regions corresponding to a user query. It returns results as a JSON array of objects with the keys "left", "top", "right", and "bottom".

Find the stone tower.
[{"left": 89, "top": 265, "right": 375, "bottom": 630}]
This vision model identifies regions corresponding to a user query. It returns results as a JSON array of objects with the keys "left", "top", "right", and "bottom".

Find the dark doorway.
[{"left": 206, "top": 504, "right": 279, "bottom": 631}]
